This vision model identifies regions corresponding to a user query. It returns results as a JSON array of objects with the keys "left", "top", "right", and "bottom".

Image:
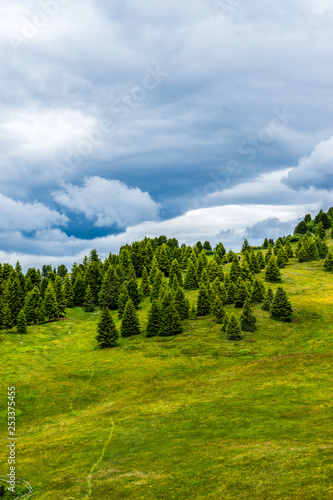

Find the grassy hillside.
[{"left": 1, "top": 241, "right": 333, "bottom": 499}]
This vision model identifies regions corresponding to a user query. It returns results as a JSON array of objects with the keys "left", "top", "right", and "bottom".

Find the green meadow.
[{"left": 1, "top": 243, "right": 333, "bottom": 499}]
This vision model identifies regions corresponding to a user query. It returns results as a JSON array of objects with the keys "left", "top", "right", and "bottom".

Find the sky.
[{"left": 0, "top": 0, "right": 332, "bottom": 269}]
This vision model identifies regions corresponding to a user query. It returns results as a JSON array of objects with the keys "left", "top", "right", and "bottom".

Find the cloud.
[
  {"left": 284, "top": 136, "right": 333, "bottom": 190},
  {"left": 52, "top": 176, "right": 160, "bottom": 228},
  {"left": 0, "top": 192, "right": 68, "bottom": 231}
]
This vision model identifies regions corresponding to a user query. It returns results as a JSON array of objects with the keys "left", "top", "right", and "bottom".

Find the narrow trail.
[{"left": 84, "top": 420, "right": 115, "bottom": 500}]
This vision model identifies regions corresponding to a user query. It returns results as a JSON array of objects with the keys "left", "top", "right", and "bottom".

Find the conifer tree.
[
  {"left": 197, "top": 250, "right": 208, "bottom": 279},
  {"left": 285, "top": 241, "right": 294, "bottom": 258},
  {"left": 265, "top": 245, "right": 273, "bottom": 264},
  {"left": 250, "top": 278, "right": 265, "bottom": 303},
  {"left": 265, "top": 256, "right": 282, "bottom": 282},
  {"left": 17, "top": 309, "right": 27, "bottom": 334},
  {"left": 24, "top": 286, "right": 43, "bottom": 324},
  {"left": 150, "top": 270, "right": 163, "bottom": 301},
  {"left": 121, "top": 299, "right": 141, "bottom": 337},
  {"left": 84, "top": 260, "right": 102, "bottom": 303},
  {"left": 307, "top": 239, "right": 320, "bottom": 260},
  {"left": 226, "top": 313, "right": 242, "bottom": 340},
  {"left": 197, "top": 283, "right": 211, "bottom": 316},
  {"left": 230, "top": 256, "right": 241, "bottom": 282},
  {"left": 8, "top": 276, "right": 24, "bottom": 324},
  {"left": 43, "top": 283, "right": 58, "bottom": 321},
  {"left": 276, "top": 248, "right": 286, "bottom": 268},
  {"left": 226, "top": 281, "right": 236, "bottom": 304},
  {"left": 174, "top": 287, "right": 190, "bottom": 320},
  {"left": 235, "top": 279, "right": 249, "bottom": 308},
  {"left": 271, "top": 287, "right": 293, "bottom": 322},
  {"left": 324, "top": 252, "right": 333, "bottom": 272},
  {"left": 318, "top": 239, "right": 329, "bottom": 259},
  {"left": 99, "top": 266, "right": 121, "bottom": 309},
  {"left": 315, "top": 221, "right": 326, "bottom": 240},
  {"left": 221, "top": 315, "right": 229, "bottom": 334},
  {"left": 257, "top": 250, "right": 266, "bottom": 269},
  {"left": 261, "top": 287, "right": 274, "bottom": 311},
  {"left": 96, "top": 308, "right": 119, "bottom": 348},
  {"left": 158, "top": 243, "right": 171, "bottom": 276},
  {"left": 118, "top": 282, "right": 130, "bottom": 318},
  {"left": 211, "top": 296, "right": 226, "bottom": 324},
  {"left": 126, "top": 279, "right": 141, "bottom": 308},
  {"left": 54, "top": 275, "right": 66, "bottom": 317},
  {"left": 73, "top": 273, "right": 86, "bottom": 306},
  {"left": 298, "top": 244, "right": 309, "bottom": 263},
  {"left": 240, "top": 298, "right": 257, "bottom": 332},
  {"left": 3, "top": 302, "right": 13, "bottom": 332},
  {"left": 84, "top": 285, "right": 95, "bottom": 312},
  {"left": 149, "top": 255, "right": 160, "bottom": 284},
  {"left": 184, "top": 260, "right": 199, "bottom": 289},
  {"left": 207, "top": 260, "right": 220, "bottom": 282},
  {"left": 63, "top": 275, "right": 74, "bottom": 307},
  {"left": 159, "top": 301, "right": 183, "bottom": 337},
  {"left": 140, "top": 267, "right": 151, "bottom": 297},
  {"left": 146, "top": 301, "right": 162, "bottom": 337},
  {"left": 169, "top": 259, "right": 183, "bottom": 287}
]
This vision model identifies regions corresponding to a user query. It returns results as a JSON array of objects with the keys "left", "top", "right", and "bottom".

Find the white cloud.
[
  {"left": 52, "top": 176, "right": 160, "bottom": 227},
  {"left": 284, "top": 136, "right": 333, "bottom": 190},
  {"left": 0, "top": 192, "right": 68, "bottom": 231}
]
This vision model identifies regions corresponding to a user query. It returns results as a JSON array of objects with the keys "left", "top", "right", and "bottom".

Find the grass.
[{"left": 0, "top": 243, "right": 333, "bottom": 499}]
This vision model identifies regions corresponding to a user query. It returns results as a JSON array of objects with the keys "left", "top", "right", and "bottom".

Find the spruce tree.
[
  {"left": 240, "top": 298, "right": 257, "bottom": 332},
  {"left": 207, "top": 260, "right": 220, "bottom": 282},
  {"left": 140, "top": 267, "right": 151, "bottom": 297},
  {"left": 234, "top": 279, "right": 249, "bottom": 308},
  {"left": 265, "top": 245, "right": 273, "bottom": 264},
  {"left": 96, "top": 308, "right": 118, "bottom": 348},
  {"left": 150, "top": 270, "right": 163, "bottom": 301},
  {"left": 54, "top": 275, "right": 66, "bottom": 317},
  {"left": 250, "top": 278, "right": 265, "bottom": 303},
  {"left": 285, "top": 241, "right": 294, "bottom": 258},
  {"left": 3, "top": 302, "right": 13, "bottom": 332},
  {"left": 230, "top": 256, "right": 241, "bottom": 282},
  {"left": 17, "top": 309, "right": 28, "bottom": 334},
  {"left": 159, "top": 301, "right": 183, "bottom": 337},
  {"left": 226, "top": 313, "right": 242, "bottom": 340},
  {"left": 211, "top": 296, "right": 226, "bottom": 324},
  {"left": 149, "top": 255, "right": 160, "bottom": 284},
  {"left": 118, "top": 282, "right": 130, "bottom": 318},
  {"left": 126, "top": 279, "right": 141, "bottom": 308},
  {"left": 318, "top": 239, "right": 329, "bottom": 259},
  {"left": 146, "top": 301, "right": 162, "bottom": 337},
  {"left": 169, "top": 259, "right": 183, "bottom": 287},
  {"left": 24, "top": 286, "right": 43, "bottom": 324},
  {"left": 298, "top": 245, "right": 308, "bottom": 263},
  {"left": 221, "top": 315, "right": 229, "bottom": 334},
  {"left": 121, "top": 299, "right": 141, "bottom": 337},
  {"left": 257, "top": 250, "right": 266, "bottom": 269},
  {"left": 158, "top": 243, "right": 171, "bottom": 276},
  {"left": 43, "top": 283, "right": 58, "bottom": 321},
  {"left": 197, "top": 284, "right": 211, "bottom": 316},
  {"left": 261, "top": 287, "right": 274, "bottom": 311},
  {"left": 307, "top": 240, "right": 320, "bottom": 260},
  {"left": 276, "top": 249, "right": 286, "bottom": 268},
  {"left": 315, "top": 221, "right": 326, "bottom": 240},
  {"left": 270, "top": 287, "right": 293, "bottom": 322},
  {"left": 226, "top": 281, "right": 236, "bottom": 304},
  {"left": 98, "top": 266, "right": 121, "bottom": 310},
  {"left": 63, "top": 275, "right": 75, "bottom": 307},
  {"left": 8, "top": 276, "right": 24, "bottom": 324},
  {"left": 84, "top": 285, "right": 95, "bottom": 312},
  {"left": 265, "top": 256, "right": 282, "bottom": 282},
  {"left": 174, "top": 287, "right": 190, "bottom": 320},
  {"left": 324, "top": 252, "right": 333, "bottom": 272},
  {"left": 184, "top": 261, "right": 199, "bottom": 290},
  {"left": 73, "top": 273, "right": 86, "bottom": 306}
]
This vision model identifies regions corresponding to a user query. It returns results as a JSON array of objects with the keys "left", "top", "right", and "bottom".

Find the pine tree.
[
  {"left": 84, "top": 285, "right": 95, "bottom": 312},
  {"left": 127, "top": 279, "right": 141, "bottom": 308},
  {"left": 250, "top": 278, "right": 265, "bottom": 303},
  {"left": 159, "top": 301, "right": 183, "bottom": 337},
  {"left": 257, "top": 250, "right": 266, "bottom": 269},
  {"left": 285, "top": 241, "right": 294, "bottom": 258},
  {"left": 121, "top": 299, "right": 141, "bottom": 337},
  {"left": 3, "top": 302, "right": 13, "bottom": 332},
  {"left": 96, "top": 308, "right": 119, "bottom": 348},
  {"left": 17, "top": 309, "right": 27, "bottom": 334},
  {"left": 211, "top": 296, "right": 226, "bottom": 324},
  {"left": 149, "top": 255, "right": 160, "bottom": 284},
  {"left": 261, "top": 287, "right": 274, "bottom": 311},
  {"left": 99, "top": 266, "right": 121, "bottom": 309},
  {"left": 271, "top": 287, "right": 293, "bottom": 322},
  {"left": 146, "top": 301, "right": 162, "bottom": 337},
  {"left": 158, "top": 243, "right": 171, "bottom": 276},
  {"left": 43, "top": 283, "right": 58, "bottom": 321},
  {"left": 207, "top": 260, "right": 220, "bottom": 282},
  {"left": 118, "top": 283, "right": 130, "bottom": 318},
  {"left": 197, "top": 250, "right": 208, "bottom": 279},
  {"left": 226, "top": 313, "right": 242, "bottom": 340},
  {"left": 298, "top": 245, "right": 308, "bottom": 263},
  {"left": 184, "top": 261, "right": 199, "bottom": 290},
  {"left": 84, "top": 260, "right": 102, "bottom": 303},
  {"left": 265, "top": 256, "right": 282, "bottom": 282},
  {"left": 174, "top": 287, "right": 190, "bottom": 320},
  {"left": 197, "top": 284, "right": 211, "bottom": 316},
  {"left": 307, "top": 239, "right": 320, "bottom": 260},
  {"left": 276, "top": 249, "right": 286, "bottom": 268},
  {"left": 221, "top": 315, "right": 229, "bottom": 334},
  {"left": 318, "top": 239, "right": 329, "bottom": 259},
  {"left": 8, "top": 276, "right": 24, "bottom": 324},
  {"left": 140, "top": 267, "right": 151, "bottom": 297},
  {"left": 234, "top": 279, "right": 249, "bottom": 308},
  {"left": 150, "top": 270, "right": 164, "bottom": 301},
  {"left": 265, "top": 245, "right": 273, "bottom": 264},
  {"left": 230, "top": 256, "right": 241, "bottom": 282},
  {"left": 240, "top": 298, "right": 257, "bottom": 332}
]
